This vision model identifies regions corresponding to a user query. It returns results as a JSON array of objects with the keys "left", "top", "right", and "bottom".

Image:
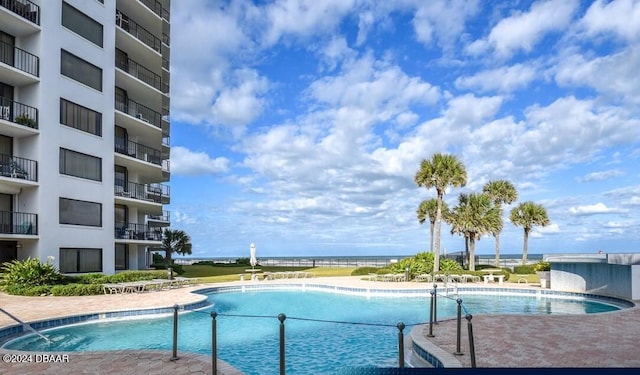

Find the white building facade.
[{"left": 0, "top": 0, "right": 171, "bottom": 274}]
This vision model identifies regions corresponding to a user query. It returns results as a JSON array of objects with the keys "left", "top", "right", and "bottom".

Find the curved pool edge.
[
  {"left": 0, "top": 295, "right": 210, "bottom": 346},
  {"left": 2, "top": 279, "right": 637, "bottom": 369}
]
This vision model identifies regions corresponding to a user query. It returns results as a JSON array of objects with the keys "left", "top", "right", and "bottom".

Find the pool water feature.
[{"left": 2, "top": 288, "right": 624, "bottom": 374}]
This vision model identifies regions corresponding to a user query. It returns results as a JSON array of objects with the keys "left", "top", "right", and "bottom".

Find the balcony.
[
  {"left": 115, "top": 90, "right": 162, "bottom": 128},
  {"left": 115, "top": 222, "right": 162, "bottom": 241},
  {"left": 0, "top": 153, "right": 37, "bottom": 182},
  {"left": 147, "top": 210, "right": 170, "bottom": 223},
  {"left": 0, "top": 211, "right": 37, "bottom": 235},
  {"left": 115, "top": 137, "right": 161, "bottom": 165},
  {"left": 114, "top": 179, "right": 170, "bottom": 204},
  {"left": 116, "top": 10, "right": 161, "bottom": 54},
  {"left": 0, "top": 96, "right": 37, "bottom": 130},
  {"left": 116, "top": 49, "right": 164, "bottom": 93},
  {"left": 139, "top": 0, "right": 163, "bottom": 19},
  {"left": 0, "top": 0, "right": 40, "bottom": 25},
  {"left": 0, "top": 40, "right": 39, "bottom": 83}
]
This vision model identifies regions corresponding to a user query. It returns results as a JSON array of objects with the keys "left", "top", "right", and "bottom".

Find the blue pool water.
[{"left": 3, "top": 289, "right": 622, "bottom": 374}]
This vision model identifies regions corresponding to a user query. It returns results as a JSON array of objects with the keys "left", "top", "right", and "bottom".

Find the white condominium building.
[{"left": 0, "top": 0, "right": 171, "bottom": 274}]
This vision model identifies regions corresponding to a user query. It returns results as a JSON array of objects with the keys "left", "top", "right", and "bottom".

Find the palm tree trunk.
[
  {"left": 522, "top": 228, "right": 529, "bottom": 265},
  {"left": 434, "top": 193, "right": 443, "bottom": 272},
  {"left": 164, "top": 250, "right": 172, "bottom": 266},
  {"left": 429, "top": 222, "right": 435, "bottom": 253},
  {"left": 469, "top": 236, "right": 476, "bottom": 271},
  {"left": 464, "top": 236, "right": 469, "bottom": 269},
  {"left": 494, "top": 234, "right": 501, "bottom": 267}
]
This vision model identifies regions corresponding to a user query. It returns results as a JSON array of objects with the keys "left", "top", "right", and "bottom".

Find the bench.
[{"left": 483, "top": 274, "right": 505, "bottom": 284}]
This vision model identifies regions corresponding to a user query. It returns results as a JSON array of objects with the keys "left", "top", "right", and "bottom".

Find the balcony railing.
[
  {"left": 116, "top": 10, "right": 161, "bottom": 53},
  {"left": 115, "top": 179, "right": 170, "bottom": 204},
  {"left": 115, "top": 50, "right": 163, "bottom": 92},
  {"left": 0, "top": 40, "right": 39, "bottom": 77},
  {"left": 0, "top": 0, "right": 40, "bottom": 25},
  {"left": 148, "top": 210, "right": 170, "bottom": 222},
  {"left": 115, "top": 137, "right": 161, "bottom": 165},
  {"left": 0, "top": 96, "right": 38, "bottom": 129},
  {"left": 0, "top": 153, "right": 37, "bottom": 182},
  {"left": 162, "top": 7, "right": 170, "bottom": 22},
  {"left": 115, "top": 222, "right": 161, "bottom": 241},
  {"left": 138, "top": 0, "right": 163, "bottom": 18},
  {"left": 162, "top": 159, "right": 170, "bottom": 173},
  {"left": 162, "top": 57, "right": 169, "bottom": 71},
  {"left": 0, "top": 211, "right": 37, "bottom": 235},
  {"left": 115, "top": 90, "right": 162, "bottom": 128}
]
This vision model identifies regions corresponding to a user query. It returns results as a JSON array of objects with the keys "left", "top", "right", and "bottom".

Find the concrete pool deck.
[{"left": 1, "top": 276, "right": 639, "bottom": 373}]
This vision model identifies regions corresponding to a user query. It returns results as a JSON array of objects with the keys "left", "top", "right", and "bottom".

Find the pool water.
[{"left": 3, "top": 289, "right": 621, "bottom": 374}]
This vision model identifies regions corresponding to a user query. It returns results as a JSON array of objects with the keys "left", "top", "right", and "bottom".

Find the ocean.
[{"left": 174, "top": 253, "right": 543, "bottom": 268}]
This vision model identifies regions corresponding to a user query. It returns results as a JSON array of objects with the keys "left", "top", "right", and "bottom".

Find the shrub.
[
  {"left": 3, "top": 284, "right": 52, "bottom": 296},
  {"left": 534, "top": 261, "right": 551, "bottom": 272},
  {"left": 50, "top": 284, "right": 103, "bottom": 296},
  {"left": 236, "top": 257, "right": 250, "bottom": 266},
  {"left": 351, "top": 267, "right": 381, "bottom": 276},
  {"left": 1, "top": 257, "right": 62, "bottom": 287},
  {"left": 105, "top": 270, "right": 168, "bottom": 283},
  {"left": 514, "top": 264, "right": 536, "bottom": 274},
  {"left": 66, "top": 273, "right": 108, "bottom": 284}
]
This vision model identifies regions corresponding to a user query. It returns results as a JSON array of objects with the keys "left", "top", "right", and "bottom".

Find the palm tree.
[
  {"left": 414, "top": 153, "right": 467, "bottom": 272},
  {"left": 445, "top": 193, "right": 470, "bottom": 268},
  {"left": 483, "top": 180, "right": 518, "bottom": 267},
  {"left": 417, "top": 199, "right": 447, "bottom": 253},
  {"left": 447, "top": 193, "right": 502, "bottom": 271},
  {"left": 161, "top": 229, "right": 193, "bottom": 266},
  {"left": 510, "top": 202, "right": 550, "bottom": 265}
]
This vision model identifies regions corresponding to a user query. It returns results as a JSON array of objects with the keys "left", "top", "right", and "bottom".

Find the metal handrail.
[
  {"left": 116, "top": 10, "right": 161, "bottom": 53},
  {"left": 114, "top": 90, "right": 162, "bottom": 128},
  {"left": 0, "top": 210, "right": 38, "bottom": 235},
  {"left": 0, "top": 0, "right": 40, "bottom": 25},
  {"left": 116, "top": 50, "right": 163, "bottom": 91},
  {"left": 0, "top": 40, "right": 39, "bottom": 76},
  {"left": 0, "top": 152, "right": 37, "bottom": 181},
  {"left": 114, "top": 179, "right": 169, "bottom": 204},
  {"left": 0, "top": 96, "right": 38, "bottom": 129},
  {"left": 114, "top": 221, "right": 162, "bottom": 240},
  {"left": 114, "top": 137, "right": 162, "bottom": 165}
]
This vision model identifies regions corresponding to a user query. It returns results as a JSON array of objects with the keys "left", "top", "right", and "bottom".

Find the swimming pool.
[{"left": 2, "top": 285, "right": 626, "bottom": 374}]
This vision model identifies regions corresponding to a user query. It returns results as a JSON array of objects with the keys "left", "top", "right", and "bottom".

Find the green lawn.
[{"left": 181, "top": 264, "right": 356, "bottom": 283}]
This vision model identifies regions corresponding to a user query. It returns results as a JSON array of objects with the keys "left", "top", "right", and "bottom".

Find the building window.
[
  {"left": 60, "top": 248, "right": 102, "bottom": 273},
  {"left": 59, "top": 197, "right": 102, "bottom": 227},
  {"left": 115, "top": 244, "right": 128, "bottom": 270},
  {"left": 62, "top": 2, "right": 103, "bottom": 47},
  {"left": 60, "top": 50, "right": 102, "bottom": 91},
  {"left": 59, "top": 148, "right": 102, "bottom": 181},
  {"left": 60, "top": 98, "right": 102, "bottom": 136}
]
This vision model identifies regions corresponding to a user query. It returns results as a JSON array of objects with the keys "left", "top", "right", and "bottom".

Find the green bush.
[
  {"left": 514, "top": 264, "right": 536, "bottom": 274},
  {"left": 66, "top": 273, "right": 108, "bottom": 284},
  {"left": 351, "top": 267, "right": 382, "bottom": 276},
  {"left": 105, "top": 270, "right": 168, "bottom": 283},
  {"left": 50, "top": 283, "right": 103, "bottom": 296},
  {"left": 389, "top": 252, "right": 463, "bottom": 277},
  {"left": 1, "top": 257, "right": 62, "bottom": 287},
  {"left": 236, "top": 257, "right": 251, "bottom": 266},
  {"left": 534, "top": 261, "right": 551, "bottom": 272},
  {"left": 3, "top": 284, "right": 52, "bottom": 296}
]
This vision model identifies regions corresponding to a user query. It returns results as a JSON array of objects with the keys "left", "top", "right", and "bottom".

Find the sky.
[{"left": 165, "top": 0, "right": 640, "bottom": 259}]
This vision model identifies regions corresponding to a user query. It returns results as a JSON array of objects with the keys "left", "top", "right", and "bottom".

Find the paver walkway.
[{"left": 0, "top": 277, "right": 638, "bottom": 373}]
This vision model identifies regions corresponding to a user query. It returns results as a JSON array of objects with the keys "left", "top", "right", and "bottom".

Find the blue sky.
[{"left": 166, "top": 0, "right": 640, "bottom": 259}]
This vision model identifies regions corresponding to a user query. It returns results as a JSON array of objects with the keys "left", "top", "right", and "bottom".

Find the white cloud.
[
  {"left": 210, "top": 69, "right": 269, "bottom": 126},
  {"left": 568, "top": 203, "right": 625, "bottom": 216},
  {"left": 577, "top": 169, "right": 624, "bottom": 183},
  {"left": 411, "top": 0, "right": 480, "bottom": 53},
  {"left": 174, "top": 211, "right": 198, "bottom": 225},
  {"left": 580, "top": 0, "right": 640, "bottom": 42},
  {"left": 261, "top": 0, "right": 357, "bottom": 46},
  {"left": 171, "top": 146, "right": 230, "bottom": 176},
  {"left": 455, "top": 64, "right": 537, "bottom": 93},
  {"left": 470, "top": 0, "right": 578, "bottom": 58},
  {"left": 554, "top": 47, "right": 640, "bottom": 104}
]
